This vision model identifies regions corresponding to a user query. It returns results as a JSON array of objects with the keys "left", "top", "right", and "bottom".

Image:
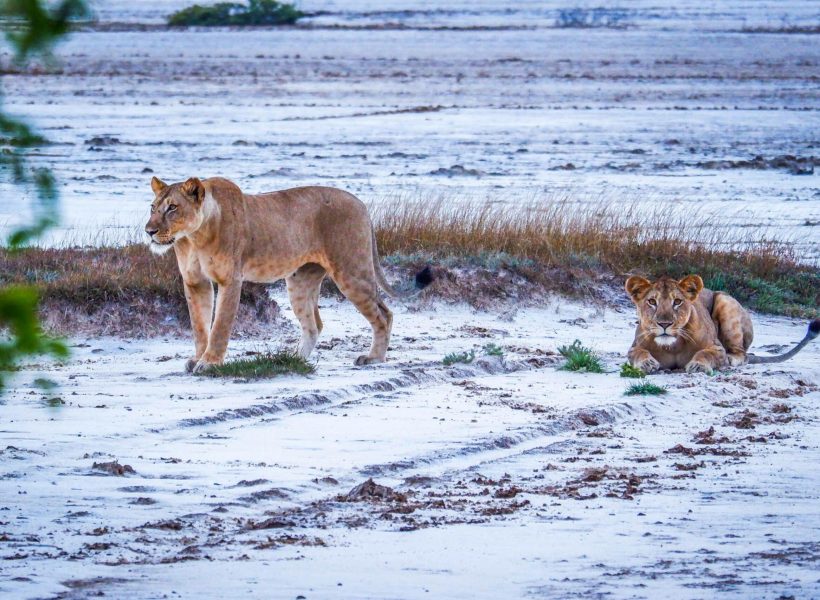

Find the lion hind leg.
[
  {"left": 712, "top": 293, "right": 753, "bottom": 366},
  {"left": 286, "top": 263, "right": 327, "bottom": 359},
  {"left": 332, "top": 272, "right": 392, "bottom": 366},
  {"left": 353, "top": 296, "right": 392, "bottom": 366}
]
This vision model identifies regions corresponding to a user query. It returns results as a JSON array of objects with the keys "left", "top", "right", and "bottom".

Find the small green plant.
[
  {"left": 619, "top": 363, "right": 646, "bottom": 378},
  {"left": 625, "top": 382, "right": 667, "bottom": 396},
  {"left": 168, "top": 0, "right": 304, "bottom": 26},
  {"left": 198, "top": 351, "right": 315, "bottom": 379},
  {"left": 555, "top": 8, "right": 629, "bottom": 29},
  {"left": 558, "top": 340, "right": 604, "bottom": 373},
  {"left": 443, "top": 350, "right": 476, "bottom": 366},
  {"left": 483, "top": 343, "right": 503, "bottom": 357}
]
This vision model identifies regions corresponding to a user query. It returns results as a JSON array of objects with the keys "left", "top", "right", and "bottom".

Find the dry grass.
[
  {"left": 371, "top": 200, "right": 818, "bottom": 317},
  {"left": 1, "top": 200, "right": 816, "bottom": 337},
  {"left": 0, "top": 245, "right": 276, "bottom": 336}
]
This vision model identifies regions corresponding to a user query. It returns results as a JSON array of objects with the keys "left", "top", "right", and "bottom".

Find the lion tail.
[
  {"left": 747, "top": 318, "right": 820, "bottom": 364},
  {"left": 371, "top": 229, "right": 433, "bottom": 299}
]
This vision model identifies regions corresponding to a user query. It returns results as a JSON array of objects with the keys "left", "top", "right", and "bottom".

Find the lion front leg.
[
  {"left": 685, "top": 345, "right": 727, "bottom": 374},
  {"left": 192, "top": 278, "right": 242, "bottom": 374},
  {"left": 628, "top": 346, "right": 661, "bottom": 374},
  {"left": 286, "top": 263, "right": 327, "bottom": 360},
  {"left": 183, "top": 279, "right": 214, "bottom": 373}
]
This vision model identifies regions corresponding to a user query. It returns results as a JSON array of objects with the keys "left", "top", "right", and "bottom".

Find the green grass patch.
[
  {"left": 558, "top": 340, "right": 604, "bottom": 373},
  {"left": 619, "top": 363, "right": 646, "bottom": 378},
  {"left": 168, "top": 0, "right": 304, "bottom": 26},
  {"left": 624, "top": 382, "right": 667, "bottom": 396},
  {"left": 198, "top": 351, "right": 315, "bottom": 379},
  {"left": 443, "top": 350, "right": 476, "bottom": 366},
  {"left": 483, "top": 343, "right": 503, "bottom": 357},
  {"left": 683, "top": 266, "right": 818, "bottom": 319}
]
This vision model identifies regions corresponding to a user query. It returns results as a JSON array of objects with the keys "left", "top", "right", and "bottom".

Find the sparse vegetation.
[
  {"left": 558, "top": 340, "right": 604, "bottom": 373},
  {"left": 620, "top": 363, "right": 646, "bottom": 378},
  {"left": 483, "top": 343, "right": 504, "bottom": 357},
  {"left": 371, "top": 200, "right": 819, "bottom": 319},
  {"left": 168, "top": 0, "right": 304, "bottom": 27},
  {"left": 740, "top": 25, "right": 820, "bottom": 34},
  {"left": 625, "top": 382, "right": 668, "bottom": 396},
  {"left": 1, "top": 199, "right": 816, "bottom": 339},
  {"left": 197, "top": 350, "right": 314, "bottom": 379},
  {"left": 0, "top": 245, "right": 274, "bottom": 336},
  {"left": 443, "top": 350, "right": 476, "bottom": 366},
  {"left": 555, "top": 8, "right": 629, "bottom": 29}
]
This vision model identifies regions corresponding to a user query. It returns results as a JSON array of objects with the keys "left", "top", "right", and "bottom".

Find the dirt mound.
[
  {"left": 340, "top": 478, "right": 407, "bottom": 502},
  {"left": 92, "top": 461, "right": 135, "bottom": 476}
]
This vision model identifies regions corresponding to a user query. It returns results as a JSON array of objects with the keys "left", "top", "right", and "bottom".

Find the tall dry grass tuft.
[
  {"left": 0, "top": 245, "right": 274, "bottom": 336},
  {"left": 0, "top": 199, "right": 816, "bottom": 336},
  {"left": 370, "top": 200, "right": 817, "bottom": 316},
  {"left": 371, "top": 200, "right": 790, "bottom": 274}
]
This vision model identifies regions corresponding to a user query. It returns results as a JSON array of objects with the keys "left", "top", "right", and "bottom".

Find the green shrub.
[
  {"left": 168, "top": 0, "right": 304, "bottom": 26},
  {"left": 555, "top": 8, "right": 629, "bottom": 29},
  {"left": 619, "top": 363, "right": 646, "bottom": 378},
  {"left": 443, "top": 350, "right": 476, "bottom": 366},
  {"left": 483, "top": 343, "right": 503, "bottom": 357},
  {"left": 625, "top": 382, "right": 667, "bottom": 396},
  {"left": 558, "top": 340, "right": 604, "bottom": 373},
  {"left": 198, "top": 350, "right": 314, "bottom": 379}
]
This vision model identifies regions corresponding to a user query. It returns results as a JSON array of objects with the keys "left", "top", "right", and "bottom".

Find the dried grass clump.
[
  {"left": 0, "top": 199, "right": 816, "bottom": 338},
  {"left": 0, "top": 245, "right": 275, "bottom": 336},
  {"left": 370, "top": 199, "right": 818, "bottom": 317}
]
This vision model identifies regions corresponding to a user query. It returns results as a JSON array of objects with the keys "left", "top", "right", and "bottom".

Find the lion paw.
[
  {"left": 192, "top": 357, "right": 221, "bottom": 374},
  {"left": 634, "top": 356, "right": 660, "bottom": 374},
  {"left": 685, "top": 360, "right": 713, "bottom": 375},
  {"left": 185, "top": 358, "right": 199, "bottom": 373},
  {"left": 726, "top": 353, "right": 746, "bottom": 367},
  {"left": 354, "top": 355, "right": 384, "bottom": 366}
]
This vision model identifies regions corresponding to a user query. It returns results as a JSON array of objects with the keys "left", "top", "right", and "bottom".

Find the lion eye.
[
  {"left": 673, "top": 299, "right": 683, "bottom": 308},
  {"left": 167, "top": 204, "right": 178, "bottom": 213},
  {"left": 647, "top": 298, "right": 657, "bottom": 307}
]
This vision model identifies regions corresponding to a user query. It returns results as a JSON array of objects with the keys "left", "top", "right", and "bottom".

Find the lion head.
[
  {"left": 625, "top": 275, "right": 704, "bottom": 347},
  {"left": 144, "top": 176, "right": 206, "bottom": 254}
]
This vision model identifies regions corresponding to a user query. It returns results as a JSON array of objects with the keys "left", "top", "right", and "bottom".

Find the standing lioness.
[{"left": 145, "top": 177, "right": 430, "bottom": 373}]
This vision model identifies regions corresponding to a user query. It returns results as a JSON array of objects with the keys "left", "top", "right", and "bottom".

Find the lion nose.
[
  {"left": 658, "top": 321, "right": 673, "bottom": 330},
  {"left": 145, "top": 227, "right": 159, "bottom": 237}
]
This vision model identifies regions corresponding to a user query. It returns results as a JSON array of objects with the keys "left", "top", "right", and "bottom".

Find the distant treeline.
[{"left": 168, "top": 0, "right": 303, "bottom": 27}]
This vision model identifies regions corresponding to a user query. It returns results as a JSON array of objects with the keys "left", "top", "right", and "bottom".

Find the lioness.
[
  {"left": 144, "top": 177, "right": 431, "bottom": 373},
  {"left": 625, "top": 274, "right": 819, "bottom": 374}
]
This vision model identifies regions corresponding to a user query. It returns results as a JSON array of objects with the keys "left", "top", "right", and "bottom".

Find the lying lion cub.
[
  {"left": 144, "top": 177, "right": 431, "bottom": 372},
  {"left": 625, "top": 274, "right": 819, "bottom": 374}
]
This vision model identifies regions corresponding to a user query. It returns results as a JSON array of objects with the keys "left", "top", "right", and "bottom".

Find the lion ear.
[
  {"left": 625, "top": 276, "right": 652, "bottom": 302},
  {"left": 150, "top": 176, "right": 167, "bottom": 195},
  {"left": 181, "top": 177, "right": 205, "bottom": 204},
  {"left": 677, "top": 275, "right": 704, "bottom": 300}
]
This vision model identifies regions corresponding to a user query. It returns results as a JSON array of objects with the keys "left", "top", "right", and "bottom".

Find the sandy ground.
[
  {"left": 1, "top": 1, "right": 818, "bottom": 256},
  {"left": 1, "top": 292, "right": 819, "bottom": 599},
  {"left": 1, "top": 1, "right": 819, "bottom": 598}
]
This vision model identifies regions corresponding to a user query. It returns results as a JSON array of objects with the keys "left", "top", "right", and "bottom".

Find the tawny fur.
[
  {"left": 624, "top": 275, "right": 754, "bottom": 374},
  {"left": 145, "top": 176, "right": 400, "bottom": 372}
]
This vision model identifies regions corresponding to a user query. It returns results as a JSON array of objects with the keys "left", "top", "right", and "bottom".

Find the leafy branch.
[{"left": 0, "top": 0, "right": 87, "bottom": 392}]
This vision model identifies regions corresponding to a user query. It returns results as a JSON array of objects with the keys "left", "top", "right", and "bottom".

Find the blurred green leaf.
[{"left": 0, "top": 0, "right": 85, "bottom": 393}]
